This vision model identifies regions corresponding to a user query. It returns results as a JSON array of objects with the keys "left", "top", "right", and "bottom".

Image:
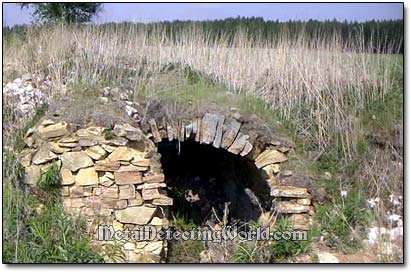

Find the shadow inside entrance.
[{"left": 158, "top": 139, "right": 271, "bottom": 225}]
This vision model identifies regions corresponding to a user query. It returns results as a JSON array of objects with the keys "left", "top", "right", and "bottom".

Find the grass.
[
  {"left": 3, "top": 167, "right": 104, "bottom": 263},
  {"left": 309, "top": 71, "right": 403, "bottom": 255},
  {"left": 3, "top": 23, "right": 402, "bottom": 159},
  {"left": 270, "top": 218, "right": 315, "bottom": 262},
  {"left": 315, "top": 189, "right": 375, "bottom": 253},
  {"left": 231, "top": 218, "right": 316, "bottom": 263},
  {"left": 166, "top": 212, "right": 205, "bottom": 263}
]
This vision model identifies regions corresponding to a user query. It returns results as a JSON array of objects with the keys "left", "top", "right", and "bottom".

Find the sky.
[{"left": 2, "top": 3, "right": 403, "bottom": 27}]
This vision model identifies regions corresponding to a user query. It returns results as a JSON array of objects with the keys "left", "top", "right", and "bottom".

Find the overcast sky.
[{"left": 2, "top": 3, "right": 403, "bottom": 27}]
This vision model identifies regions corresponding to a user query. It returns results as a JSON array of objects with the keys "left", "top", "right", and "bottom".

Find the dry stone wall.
[{"left": 20, "top": 109, "right": 315, "bottom": 263}]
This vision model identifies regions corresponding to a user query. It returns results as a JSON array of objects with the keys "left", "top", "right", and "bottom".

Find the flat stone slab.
[
  {"left": 227, "top": 133, "right": 249, "bottom": 154},
  {"left": 201, "top": 113, "right": 219, "bottom": 144},
  {"left": 212, "top": 115, "right": 225, "bottom": 148},
  {"left": 75, "top": 167, "right": 99, "bottom": 186},
  {"left": 32, "top": 144, "right": 57, "bottom": 165},
  {"left": 255, "top": 149, "right": 288, "bottom": 168},
  {"left": 61, "top": 151, "right": 94, "bottom": 172},
  {"left": 86, "top": 145, "right": 107, "bottom": 160},
  {"left": 275, "top": 201, "right": 309, "bottom": 213},
  {"left": 38, "top": 122, "right": 69, "bottom": 138},
  {"left": 221, "top": 119, "right": 241, "bottom": 149},
  {"left": 61, "top": 168, "right": 75, "bottom": 185},
  {"left": 115, "top": 171, "right": 143, "bottom": 185},
  {"left": 270, "top": 186, "right": 309, "bottom": 198},
  {"left": 108, "top": 147, "right": 143, "bottom": 162},
  {"left": 115, "top": 206, "right": 157, "bottom": 225}
]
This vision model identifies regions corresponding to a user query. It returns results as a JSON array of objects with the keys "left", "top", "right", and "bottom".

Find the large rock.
[
  {"left": 114, "top": 171, "right": 143, "bottom": 185},
  {"left": 240, "top": 141, "right": 253, "bottom": 156},
  {"left": 255, "top": 149, "right": 288, "bottom": 168},
  {"left": 128, "top": 196, "right": 144, "bottom": 207},
  {"left": 70, "top": 186, "right": 93, "bottom": 197},
  {"left": 101, "top": 186, "right": 119, "bottom": 198},
  {"left": 108, "top": 147, "right": 142, "bottom": 162},
  {"left": 119, "top": 185, "right": 136, "bottom": 199},
  {"left": 212, "top": 115, "right": 225, "bottom": 148},
  {"left": 113, "top": 124, "right": 143, "bottom": 141},
  {"left": 270, "top": 186, "right": 309, "bottom": 198},
  {"left": 143, "top": 174, "right": 165, "bottom": 184},
  {"left": 38, "top": 122, "right": 69, "bottom": 138},
  {"left": 32, "top": 144, "right": 57, "bottom": 165},
  {"left": 142, "top": 188, "right": 162, "bottom": 200},
  {"left": 275, "top": 201, "right": 309, "bottom": 213},
  {"left": 152, "top": 196, "right": 173, "bottom": 206},
  {"left": 75, "top": 167, "right": 99, "bottom": 186},
  {"left": 78, "top": 138, "right": 99, "bottom": 147},
  {"left": 95, "top": 160, "right": 120, "bottom": 171},
  {"left": 61, "top": 151, "right": 94, "bottom": 172},
  {"left": 60, "top": 168, "right": 75, "bottom": 185},
  {"left": 262, "top": 164, "right": 281, "bottom": 179},
  {"left": 144, "top": 241, "right": 164, "bottom": 255},
  {"left": 200, "top": 113, "right": 219, "bottom": 144},
  {"left": 115, "top": 206, "right": 157, "bottom": 225},
  {"left": 48, "top": 142, "right": 69, "bottom": 154},
  {"left": 86, "top": 145, "right": 107, "bottom": 160},
  {"left": 221, "top": 119, "right": 241, "bottom": 149},
  {"left": 227, "top": 133, "right": 249, "bottom": 154}
]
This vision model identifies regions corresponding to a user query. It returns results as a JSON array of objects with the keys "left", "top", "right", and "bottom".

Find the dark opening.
[{"left": 158, "top": 139, "right": 271, "bottom": 225}]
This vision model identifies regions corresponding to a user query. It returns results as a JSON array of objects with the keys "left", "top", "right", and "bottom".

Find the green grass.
[
  {"left": 231, "top": 218, "right": 316, "bottom": 263},
  {"left": 166, "top": 212, "right": 205, "bottom": 263},
  {"left": 3, "top": 169, "right": 104, "bottom": 263},
  {"left": 315, "top": 188, "right": 375, "bottom": 253},
  {"left": 270, "top": 218, "right": 315, "bottom": 262}
]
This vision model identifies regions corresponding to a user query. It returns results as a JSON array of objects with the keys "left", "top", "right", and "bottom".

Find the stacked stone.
[
  {"left": 147, "top": 112, "right": 253, "bottom": 157},
  {"left": 20, "top": 110, "right": 316, "bottom": 263},
  {"left": 255, "top": 145, "right": 314, "bottom": 230},
  {"left": 20, "top": 119, "right": 171, "bottom": 263},
  {"left": 147, "top": 112, "right": 315, "bottom": 230}
]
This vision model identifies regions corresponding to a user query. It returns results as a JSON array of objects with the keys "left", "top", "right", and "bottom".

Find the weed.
[
  {"left": 270, "top": 218, "right": 314, "bottom": 262},
  {"left": 103, "top": 128, "right": 114, "bottom": 140},
  {"left": 315, "top": 189, "right": 374, "bottom": 253},
  {"left": 167, "top": 212, "right": 204, "bottom": 263},
  {"left": 232, "top": 242, "right": 258, "bottom": 263}
]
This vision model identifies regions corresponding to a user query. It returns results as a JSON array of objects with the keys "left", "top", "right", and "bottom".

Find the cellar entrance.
[{"left": 158, "top": 139, "right": 271, "bottom": 225}]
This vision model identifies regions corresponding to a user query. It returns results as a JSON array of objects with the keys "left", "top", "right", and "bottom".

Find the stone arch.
[{"left": 20, "top": 110, "right": 314, "bottom": 263}]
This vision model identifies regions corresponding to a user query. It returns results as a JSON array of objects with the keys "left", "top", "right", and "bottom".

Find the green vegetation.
[
  {"left": 232, "top": 218, "right": 316, "bottom": 263},
  {"left": 3, "top": 167, "right": 104, "bottom": 263},
  {"left": 166, "top": 213, "right": 205, "bottom": 263},
  {"left": 270, "top": 218, "right": 315, "bottom": 261}
]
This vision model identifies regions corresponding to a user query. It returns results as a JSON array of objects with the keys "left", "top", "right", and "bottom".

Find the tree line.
[{"left": 4, "top": 16, "right": 403, "bottom": 53}]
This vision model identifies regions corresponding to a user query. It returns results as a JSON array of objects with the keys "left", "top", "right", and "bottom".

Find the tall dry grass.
[{"left": 3, "top": 23, "right": 402, "bottom": 158}]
